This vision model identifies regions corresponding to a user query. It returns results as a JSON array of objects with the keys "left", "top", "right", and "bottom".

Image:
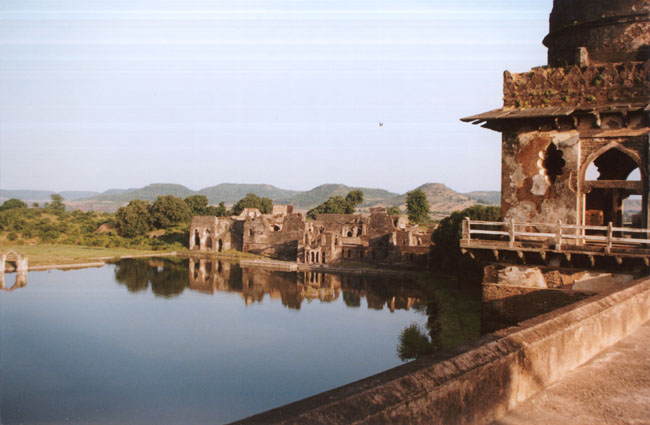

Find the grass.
[{"left": 0, "top": 244, "right": 180, "bottom": 267}]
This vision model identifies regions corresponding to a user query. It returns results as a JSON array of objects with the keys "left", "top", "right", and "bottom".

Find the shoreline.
[{"left": 2, "top": 248, "right": 420, "bottom": 276}]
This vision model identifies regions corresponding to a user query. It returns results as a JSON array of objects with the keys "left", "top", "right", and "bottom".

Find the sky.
[{"left": 0, "top": 0, "right": 552, "bottom": 194}]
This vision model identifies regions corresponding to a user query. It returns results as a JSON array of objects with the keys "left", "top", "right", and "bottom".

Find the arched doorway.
[
  {"left": 206, "top": 237, "right": 213, "bottom": 249},
  {"left": 194, "top": 230, "right": 201, "bottom": 249},
  {"left": 218, "top": 239, "right": 223, "bottom": 252},
  {"left": 582, "top": 146, "right": 644, "bottom": 228}
]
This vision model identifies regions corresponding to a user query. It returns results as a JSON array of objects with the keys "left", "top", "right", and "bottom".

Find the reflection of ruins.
[
  {"left": 188, "top": 257, "right": 423, "bottom": 311},
  {"left": 190, "top": 205, "right": 431, "bottom": 266},
  {"left": 0, "top": 251, "right": 28, "bottom": 291}
]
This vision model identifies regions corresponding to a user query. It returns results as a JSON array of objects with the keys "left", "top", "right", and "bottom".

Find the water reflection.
[
  {"left": 0, "top": 270, "right": 27, "bottom": 292},
  {"left": 113, "top": 257, "right": 426, "bottom": 314}
]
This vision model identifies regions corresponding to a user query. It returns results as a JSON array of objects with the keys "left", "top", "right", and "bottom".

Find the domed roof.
[{"left": 543, "top": 0, "right": 650, "bottom": 66}]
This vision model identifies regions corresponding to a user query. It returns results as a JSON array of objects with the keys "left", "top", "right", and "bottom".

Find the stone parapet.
[
  {"left": 503, "top": 61, "right": 649, "bottom": 108},
  {"left": 231, "top": 277, "right": 650, "bottom": 425}
]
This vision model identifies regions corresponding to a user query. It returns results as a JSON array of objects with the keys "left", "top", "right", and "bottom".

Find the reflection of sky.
[
  {"left": 0, "top": 0, "right": 550, "bottom": 193},
  {"left": 0, "top": 265, "right": 429, "bottom": 424}
]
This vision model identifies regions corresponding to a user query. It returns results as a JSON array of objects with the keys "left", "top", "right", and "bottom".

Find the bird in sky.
[{"left": 378, "top": 122, "right": 384, "bottom": 127}]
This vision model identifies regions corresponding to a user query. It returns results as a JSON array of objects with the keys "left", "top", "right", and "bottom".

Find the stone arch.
[
  {"left": 580, "top": 142, "right": 644, "bottom": 187},
  {"left": 1, "top": 251, "right": 28, "bottom": 291},
  {"left": 194, "top": 230, "right": 201, "bottom": 250},
  {"left": 1, "top": 251, "right": 28, "bottom": 273},
  {"left": 218, "top": 239, "right": 223, "bottom": 252},
  {"left": 205, "top": 237, "right": 213, "bottom": 249},
  {"left": 580, "top": 142, "right": 645, "bottom": 227}
]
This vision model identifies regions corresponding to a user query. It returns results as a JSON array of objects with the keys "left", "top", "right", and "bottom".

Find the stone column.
[
  {"left": 16, "top": 255, "right": 28, "bottom": 272},
  {"left": 0, "top": 254, "right": 6, "bottom": 274},
  {"left": 16, "top": 270, "right": 27, "bottom": 288}
]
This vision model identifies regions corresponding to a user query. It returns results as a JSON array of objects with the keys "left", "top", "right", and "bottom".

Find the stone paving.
[{"left": 492, "top": 320, "right": 650, "bottom": 425}]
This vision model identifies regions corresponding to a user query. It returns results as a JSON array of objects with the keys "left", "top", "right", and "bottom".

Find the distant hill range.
[{"left": 1, "top": 183, "right": 501, "bottom": 215}]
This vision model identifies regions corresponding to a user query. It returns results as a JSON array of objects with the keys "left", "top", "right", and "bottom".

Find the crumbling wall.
[
  {"left": 503, "top": 62, "right": 649, "bottom": 108},
  {"left": 501, "top": 130, "right": 580, "bottom": 224},
  {"left": 243, "top": 213, "right": 306, "bottom": 260}
]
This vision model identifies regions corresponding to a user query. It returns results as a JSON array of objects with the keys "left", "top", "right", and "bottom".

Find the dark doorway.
[{"left": 584, "top": 148, "right": 642, "bottom": 227}]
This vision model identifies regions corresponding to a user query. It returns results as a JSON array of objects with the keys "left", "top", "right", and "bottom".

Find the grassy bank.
[{"left": 0, "top": 244, "right": 180, "bottom": 267}]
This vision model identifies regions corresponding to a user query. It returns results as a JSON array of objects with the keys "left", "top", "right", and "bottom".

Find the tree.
[
  {"left": 49, "top": 194, "right": 66, "bottom": 212},
  {"left": 116, "top": 199, "right": 152, "bottom": 237},
  {"left": 150, "top": 195, "right": 191, "bottom": 229},
  {"left": 345, "top": 190, "right": 364, "bottom": 206},
  {"left": 430, "top": 204, "right": 501, "bottom": 278},
  {"left": 397, "top": 324, "right": 436, "bottom": 362},
  {"left": 406, "top": 189, "right": 430, "bottom": 223},
  {"left": 0, "top": 198, "right": 27, "bottom": 211},
  {"left": 386, "top": 206, "right": 402, "bottom": 215},
  {"left": 205, "top": 201, "right": 228, "bottom": 217},
  {"left": 231, "top": 193, "right": 273, "bottom": 215},
  {"left": 184, "top": 195, "right": 208, "bottom": 216},
  {"left": 307, "top": 191, "right": 365, "bottom": 219}
]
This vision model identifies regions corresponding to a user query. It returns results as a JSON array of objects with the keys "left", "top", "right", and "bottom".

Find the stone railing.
[{"left": 503, "top": 61, "right": 649, "bottom": 108}]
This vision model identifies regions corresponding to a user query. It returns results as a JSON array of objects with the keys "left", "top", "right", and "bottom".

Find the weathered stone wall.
[
  {"left": 190, "top": 216, "right": 243, "bottom": 252},
  {"left": 231, "top": 277, "right": 650, "bottom": 425},
  {"left": 501, "top": 130, "right": 580, "bottom": 224},
  {"left": 243, "top": 213, "right": 306, "bottom": 259},
  {"left": 544, "top": 0, "right": 650, "bottom": 66},
  {"left": 503, "top": 62, "right": 649, "bottom": 108}
]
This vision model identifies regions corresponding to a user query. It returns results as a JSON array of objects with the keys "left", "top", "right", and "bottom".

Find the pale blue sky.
[{"left": 0, "top": 0, "right": 551, "bottom": 194}]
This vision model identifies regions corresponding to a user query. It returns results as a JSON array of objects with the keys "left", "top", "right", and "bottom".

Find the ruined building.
[
  {"left": 461, "top": 0, "right": 649, "bottom": 331},
  {"left": 189, "top": 206, "right": 431, "bottom": 266},
  {"left": 463, "top": 0, "right": 649, "bottom": 229}
]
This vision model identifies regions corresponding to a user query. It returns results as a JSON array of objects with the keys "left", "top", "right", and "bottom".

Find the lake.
[{"left": 0, "top": 257, "right": 477, "bottom": 424}]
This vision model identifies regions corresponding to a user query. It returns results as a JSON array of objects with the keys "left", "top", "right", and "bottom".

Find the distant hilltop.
[{"left": 0, "top": 183, "right": 501, "bottom": 216}]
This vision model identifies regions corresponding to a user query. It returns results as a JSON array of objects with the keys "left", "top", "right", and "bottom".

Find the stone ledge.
[{"left": 230, "top": 277, "right": 650, "bottom": 425}]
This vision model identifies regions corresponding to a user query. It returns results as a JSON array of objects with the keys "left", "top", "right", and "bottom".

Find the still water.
[{"left": 0, "top": 258, "right": 444, "bottom": 424}]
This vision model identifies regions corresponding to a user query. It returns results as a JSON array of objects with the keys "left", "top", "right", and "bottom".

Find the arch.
[
  {"left": 581, "top": 143, "right": 644, "bottom": 227},
  {"left": 580, "top": 142, "right": 644, "bottom": 187},
  {"left": 347, "top": 230, "right": 353, "bottom": 237},
  {"left": 273, "top": 224, "right": 281, "bottom": 232},
  {"left": 194, "top": 230, "right": 201, "bottom": 250},
  {"left": 542, "top": 143, "right": 566, "bottom": 184},
  {"left": 1, "top": 251, "right": 27, "bottom": 273},
  {"left": 218, "top": 239, "right": 223, "bottom": 252},
  {"left": 205, "top": 237, "right": 213, "bottom": 249}
]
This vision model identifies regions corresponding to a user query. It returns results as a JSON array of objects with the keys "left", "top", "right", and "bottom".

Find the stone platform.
[{"left": 492, "top": 320, "right": 650, "bottom": 425}]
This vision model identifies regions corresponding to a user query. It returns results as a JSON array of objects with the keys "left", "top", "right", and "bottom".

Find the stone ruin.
[
  {"left": 463, "top": 0, "right": 649, "bottom": 228},
  {"left": 461, "top": 0, "right": 650, "bottom": 332},
  {"left": 189, "top": 206, "right": 431, "bottom": 266}
]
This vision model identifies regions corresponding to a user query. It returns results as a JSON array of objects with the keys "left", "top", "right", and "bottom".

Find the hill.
[
  {"left": 374, "top": 183, "right": 477, "bottom": 218},
  {"left": 0, "top": 190, "right": 100, "bottom": 202},
  {"left": 279, "top": 184, "right": 400, "bottom": 209},
  {"left": 464, "top": 191, "right": 501, "bottom": 205},
  {"left": 4, "top": 182, "right": 493, "bottom": 217},
  {"left": 60, "top": 191, "right": 101, "bottom": 200},
  {"left": 88, "top": 183, "right": 195, "bottom": 203},
  {"left": 198, "top": 183, "right": 298, "bottom": 204}
]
